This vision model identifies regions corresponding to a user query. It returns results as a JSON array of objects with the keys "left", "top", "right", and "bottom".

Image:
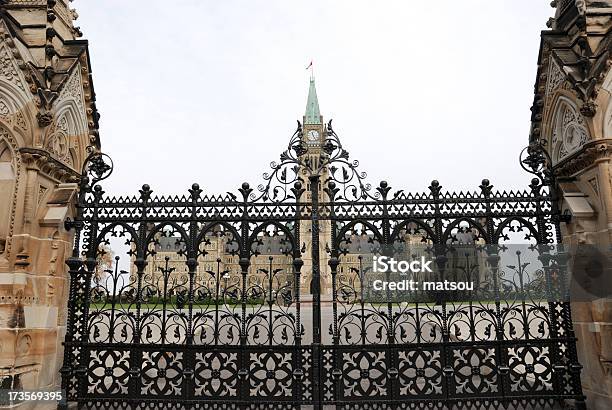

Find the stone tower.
[
  {"left": 0, "top": 0, "right": 99, "bottom": 392},
  {"left": 299, "top": 77, "right": 332, "bottom": 296},
  {"left": 530, "top": 1, "right": 612, "bottom": 408}
]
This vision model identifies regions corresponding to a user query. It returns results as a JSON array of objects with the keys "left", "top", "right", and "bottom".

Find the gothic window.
[{"left": 551, "top": 97, "right": 590, "bottom": 163}]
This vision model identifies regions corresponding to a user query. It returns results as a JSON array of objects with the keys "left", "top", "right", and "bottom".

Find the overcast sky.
[{"left": 76, "top": 1, "right": 553, "bottom": 197}]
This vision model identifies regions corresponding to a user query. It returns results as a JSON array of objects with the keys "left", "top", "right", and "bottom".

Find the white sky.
[{"left": 77, "top": 1, "right": 553, "bottom": 197}]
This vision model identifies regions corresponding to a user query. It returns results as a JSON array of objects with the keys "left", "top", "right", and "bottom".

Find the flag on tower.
[{"left": 306, "top": 60, "right": 313, "bottom": 70}]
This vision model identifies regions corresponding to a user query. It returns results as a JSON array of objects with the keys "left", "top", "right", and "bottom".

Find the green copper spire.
[{"left": 304, "top": 77, "right": 321, "bottom": 125}]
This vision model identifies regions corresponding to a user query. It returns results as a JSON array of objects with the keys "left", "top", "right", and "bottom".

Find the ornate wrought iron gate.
[{"left": 60, "top": 123, "right": 585, "bottom": 409}]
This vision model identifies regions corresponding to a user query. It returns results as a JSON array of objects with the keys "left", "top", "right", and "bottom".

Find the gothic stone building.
[
  {"left": 533, "top": 1, "right": 612, "bottom": 408},
  {"left": 0, "top": 0, "right": 99, "bottom": 395}
]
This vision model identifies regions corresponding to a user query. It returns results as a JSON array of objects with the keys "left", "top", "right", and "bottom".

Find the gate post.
[
  {"left": 309, "top": 174, "right": 323, "bottom": 410},
  {"left": 58, "top": 255, "right": 84, "bottom": 409},
  {"left": 238, "top": 182, "right": 253, "bottom": 410}
]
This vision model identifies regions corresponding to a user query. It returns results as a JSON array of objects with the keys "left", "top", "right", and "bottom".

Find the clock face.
[{"left": 307, "top": 130, "right": 319, "bottom": 141}]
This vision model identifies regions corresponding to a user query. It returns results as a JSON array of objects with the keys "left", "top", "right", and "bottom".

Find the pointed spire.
[{"left": 304, "top": 77, "right": 322, "bottom": 125}]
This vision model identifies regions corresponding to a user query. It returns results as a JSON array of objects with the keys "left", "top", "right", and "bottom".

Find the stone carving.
[
  {"left": 14, "top": 111, "right": 26, "bottom": 130},
  {"left": 563, "top": 122, "right": 588, "bottom": 152},
  {"left": 0, "top": 99, "right": 9, "bottom": 118},
  {"left": 58, "top": 65, "right": 86, "bottom": 117},
  {"left": 546, "top": 59, "right": 565, "bottom": 96},
  {"left": 48, "top": 133, "right": 68, "bottom": 156},
  {"left": 46, "top": 132, "right": 70, "bottom": 164},
  {"left": 47, "top": 239, "right": 58, "bottom": 299},
  {"left": 52, "top": 64, "right": 91, "bottom": 169},
  {"left": 53, "top": 65, "right": 88, "bottom": 164},
  {"left": 556, "top": 140, "right": 612, "bottom": 177},
  {"left": 0, "top": 125, "right": 21, "bottom": 257},
  {"left": 20, "top": 148, "right": 80, "bottom": 183},
  {"left": 0, "top": 42, "right": 26, "bottom": 92},
  {"left": 0, "top": 98, "right": 29, "bottom": 131},
  {"left": 580, "top": 101, "right": 597, "bottom": 117},
  {"left": 56, "top": 115, "right": 69, "bottom": 133},
  {"left": 45, "top": 114, "right": 73, "bottom": 167},
  {"left": 36, "top": 111, "right": 53, "bottom": 127},
  {"left": 552, "top": 99, "right": 590, "bottom": 162},
  {"left": 38, "top": 185, "right": 47, "bottom": 204}
]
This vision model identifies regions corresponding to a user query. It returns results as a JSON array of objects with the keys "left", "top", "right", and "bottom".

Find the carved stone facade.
[
  {"left": 532, "top": 1, "right": 612, "bottom": 408},
  {"left": 551, "top": 97, "right": 591, "bottom": 162},
  {"left": 0, "top": 0, "right": 99, "bottom": 398}
]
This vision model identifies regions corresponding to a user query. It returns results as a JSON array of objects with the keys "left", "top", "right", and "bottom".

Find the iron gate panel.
[{"left": 60, "top": 123, "right": 585, "bottom": 409}]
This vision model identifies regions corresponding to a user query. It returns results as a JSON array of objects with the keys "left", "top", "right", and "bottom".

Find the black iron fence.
[{"left": 60, "top": 122, "right": 585, "bottom": 409}]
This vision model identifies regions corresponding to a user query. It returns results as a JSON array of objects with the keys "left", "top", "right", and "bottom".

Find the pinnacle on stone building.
[{"left": 0, "top": 0, "right": 101, "bottom": 393}]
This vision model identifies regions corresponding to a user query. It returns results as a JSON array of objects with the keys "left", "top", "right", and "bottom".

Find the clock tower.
[
  {"left": 304, "top": 76, "right": 324, "bottom": 133},
  {"left": 303, "top": 76, "right": 326, "bottom": 166},
  {"left": 300, "top": 77, "right": 332, "bottom": 296}
]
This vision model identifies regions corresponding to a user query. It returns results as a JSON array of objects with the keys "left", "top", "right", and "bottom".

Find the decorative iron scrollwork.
[{"left": 60, "top": 125, "right": 583, "bottom": 409}]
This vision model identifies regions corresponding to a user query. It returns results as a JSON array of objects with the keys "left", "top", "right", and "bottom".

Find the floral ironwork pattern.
[
  {"left": 141, "top": 351, "right": 184, "bottom": 396},
  {"left": 87, "top": 350, "right": 130, "bottom": 395},
  {"left": 249, "top": 352, "right": 293, "bottom": 397},
  {"left": 508, "top": 346, "right": 553, "bottom": 393},
  {"left": 342, "top": 351, "right": 387, "bottom": 398},
  {"left": 59, "top": 124, "right": 585, "bottom": 409},
  {"left": 453, "top": 348, "right": 498, "bottom": 394},
  {"left": 195, "top": 351, "right": 239, "bottom": 397},
  {"left": 398, "top": 349, "right": 443, "bottom": 397}
]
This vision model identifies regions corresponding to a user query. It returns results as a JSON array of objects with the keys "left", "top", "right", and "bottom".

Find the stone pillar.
[
  {"left": 530, "top": 2, "right": 612, "bottom": 406},
  {"left": 558, "top": 147, "right": 612, "bottom": 409},
  {"left": 0, "top": 169, "right": 78, "bottom": 398},
  {"left": 0, "top": 0, "right": 100, "bottom": 405}
]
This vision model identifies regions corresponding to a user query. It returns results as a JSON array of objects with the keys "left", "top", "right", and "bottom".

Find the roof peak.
[{"left": 304, "top": 77, "right": 321, "bottom": 125}]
